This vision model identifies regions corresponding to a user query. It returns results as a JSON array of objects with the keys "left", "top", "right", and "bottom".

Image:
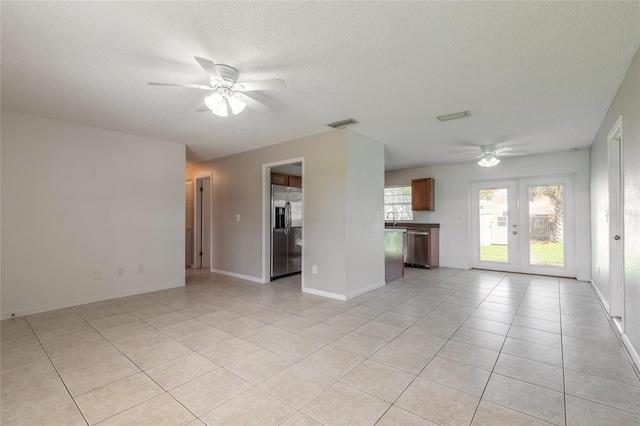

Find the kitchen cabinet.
[
  {"left": 412, "top": 178, "right": 435, "bottom": 211},
  {"left": 271, "top": 173, "right": 288, "bottom": 186},
  {"left": 426, "top": 228, "right": 439, "bottom": 268},
  {"left": 271, "top": 173, "right": 302, "bottom": 188},
  {"left": 288, "top": 175, "right": 302, "bottom": 188}
]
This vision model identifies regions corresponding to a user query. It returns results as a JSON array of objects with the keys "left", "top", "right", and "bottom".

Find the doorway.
[
  {"left": 262, "top": 158, "right": 304, "bottom": 287},
  {"left": 608, "top": 116, "right": 624, "bottom": 324},
  {"left": 471, "top": 175, "right": 576, "bottom": 277},
  {"left": 185, "top": 179, "right": 194, "bottom": 267},
  {"left": 194, "top": 176, "right": 212, "bottom": 269}
]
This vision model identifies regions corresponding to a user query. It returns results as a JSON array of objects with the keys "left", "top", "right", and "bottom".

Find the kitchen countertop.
[{"left": 385, "top": 222, "right": 439, "bottom": 229}]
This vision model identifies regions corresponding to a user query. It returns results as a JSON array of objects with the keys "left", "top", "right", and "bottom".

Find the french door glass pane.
[
  {"left": 479, "top": 188, "right": 509, "bottom": 263},
  {"left": 528, "top": 185, "right": 564, "bottom": 267}
]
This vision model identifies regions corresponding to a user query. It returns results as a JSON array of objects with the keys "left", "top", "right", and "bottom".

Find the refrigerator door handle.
[{"left": 285, "top": 202, "right": 291, "bottom": 235}]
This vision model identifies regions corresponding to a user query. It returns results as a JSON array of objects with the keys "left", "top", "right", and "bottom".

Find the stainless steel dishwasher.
[{"left": 405, "top": 230, "right": 430, "bottom": 268}]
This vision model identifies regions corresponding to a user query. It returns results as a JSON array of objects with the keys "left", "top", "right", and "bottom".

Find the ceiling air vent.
[
  {"left": 436, "top": 111, "right": 471, "bottom": 122},
  {"left": 327, "top": 118, "right": 358, "bottom": 129}
]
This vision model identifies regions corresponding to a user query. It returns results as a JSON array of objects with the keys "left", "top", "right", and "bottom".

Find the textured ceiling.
[{"left": 2, "top": 2, "right": 639, "bottom": 170}]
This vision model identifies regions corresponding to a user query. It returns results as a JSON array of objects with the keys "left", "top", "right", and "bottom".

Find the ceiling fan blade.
[
  {"left": 148, "top": 82, "right": 214, "bottom": 90},
  {"left": 493, "top": 147, "right": 512, "bottom": 154},
  {"left": 235, "top": 93, "right": 270, "bottom": 112},
  {"left": 194, "top": 56, "right": 224, "bottom": 82},
  {"left": 496, "top": 151, "right": 527, "bottom": 157},
  {"left": 233, "top": 79, "right": 286, "bottom": 92}
]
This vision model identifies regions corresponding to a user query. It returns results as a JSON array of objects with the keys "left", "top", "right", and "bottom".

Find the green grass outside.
[{"left": 480, "top": 242, "right": 564, "bottom": 267}]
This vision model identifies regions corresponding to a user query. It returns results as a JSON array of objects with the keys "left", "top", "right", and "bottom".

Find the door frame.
[
  {"left": 193, "top": 173, "right": 213, "bottom": 269},
  {"left": 470, "top": 174, "right": 577, "bottom": 277},
  {"left": 261, "top": 157, "right": 304, "bottom": 285},
  {"left": 186, "top": 179, "right": 194, "bottom": 267},
  {"left": 608, "top": 115, "right": 624, "bottom": 322}
]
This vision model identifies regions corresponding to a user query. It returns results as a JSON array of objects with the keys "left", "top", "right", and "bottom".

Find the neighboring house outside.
[
  {"left": 479, "top": 200, "right": 508, "bottom": 246},
  {"left": 479, "top": 194, "right": 559, "bottom": 247}
]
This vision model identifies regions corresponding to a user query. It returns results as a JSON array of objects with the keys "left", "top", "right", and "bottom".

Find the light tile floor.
[{"left": 2, "top": 268, "right": 640, "bottom": 425}]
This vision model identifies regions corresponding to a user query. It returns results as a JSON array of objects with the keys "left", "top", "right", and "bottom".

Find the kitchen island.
[
  {"left": 385, "top": 228, "right": 406, "bottom": 282},
  {"left": 385, "top": 223, "right": 439, "bottom": 269}
]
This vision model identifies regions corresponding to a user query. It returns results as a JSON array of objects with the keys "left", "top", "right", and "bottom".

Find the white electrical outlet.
[
  {"left": 137, "top": 264, "right": 144, "bottom": 274},
  {"left": 118, "top": 268, "right": 125, "bottom": 276},
  {"left": 93, "top": 270, "right": 102, "bottom": 280},
  {"left": 312, "top": 265, "right": 318, "bottom": 274}
]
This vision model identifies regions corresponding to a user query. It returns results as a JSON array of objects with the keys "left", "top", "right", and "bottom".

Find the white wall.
[
  {"left": 345, "top": 131, "right": 385, "bottom": 298},
  {"left": 1, "top": 111, "right": 185, "bottom": 319},
  {"left": 186, "top": 128, "right": 385, "bottom": 300},
  {"left": 386, "top": 150, "right": 591, "bottom": 280},
  {"left": 590, "top": 46, "right": 640, "bottom": 364}
]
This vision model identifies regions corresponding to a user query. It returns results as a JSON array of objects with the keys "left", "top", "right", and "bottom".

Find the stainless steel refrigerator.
[{"left": 271, "top": 184, "right": 302, "bottom": 279}]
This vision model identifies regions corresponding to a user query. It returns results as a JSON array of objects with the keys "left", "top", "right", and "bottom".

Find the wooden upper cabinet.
[
  {"left": 271, "top": 173, "right": 288, "bottom": 186},
  {"left": 288, "top": 175, "right": 302, "bottom": 188},
  {"left": 412, "top": 178, "right": 435, "bottom": 211},
  {"left": 271, "top": 173, "right": 302, "bottom": 188}
]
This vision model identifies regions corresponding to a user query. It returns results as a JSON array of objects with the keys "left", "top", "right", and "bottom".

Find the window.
[
  {"left": 496, "top": 216, "right": 507, "bottom": 227},
  {"left": 384, "top": 186, "right": 413, "bottom": 221}
]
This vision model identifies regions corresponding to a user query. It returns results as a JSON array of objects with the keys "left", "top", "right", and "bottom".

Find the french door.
[{"left": 471, "top": 175, "right": 576, "bottom": 277}]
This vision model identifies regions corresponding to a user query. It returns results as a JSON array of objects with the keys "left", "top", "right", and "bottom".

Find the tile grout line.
[
  {"left": 467, "top": 273, "right": 535, "bottom": 425},
  {"left": 559, "top": 283, "right": 569, "bottom": 426},
  {"left": 22, "top": 315, "right": 91, "bottom": 426},
  {"left": 362, "top": 272, "right": 510, "bottom": 425}
]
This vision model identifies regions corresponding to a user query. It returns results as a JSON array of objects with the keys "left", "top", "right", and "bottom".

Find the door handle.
[
  {"left": 513, "top": 231, "right": 518, "bottom": 235},
  {"left": 284, "top": 202, "right": 291, "bottom": 235},
  {"left": 614, "top": 235, "right": 621, "bottom": 240}
]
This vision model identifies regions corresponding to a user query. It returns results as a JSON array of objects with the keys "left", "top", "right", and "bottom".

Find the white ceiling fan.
[
  {"left": 465, "top": 144, "right": 527, "bottom": 167},
  {"left": 148, "top": 56, "right": 286, "bottom": 117}
]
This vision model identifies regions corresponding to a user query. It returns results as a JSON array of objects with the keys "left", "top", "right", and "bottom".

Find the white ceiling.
[{"left": 2, "top": 2, "right": 639, "bottom": 170}]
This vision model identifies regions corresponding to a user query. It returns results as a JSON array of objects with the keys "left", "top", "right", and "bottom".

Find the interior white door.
[
  {"left": 608, "top": 116, "right": 624, "bottom": 319},
  {"left": 471, "top": 175, "right": 576, "bottom": 277}
]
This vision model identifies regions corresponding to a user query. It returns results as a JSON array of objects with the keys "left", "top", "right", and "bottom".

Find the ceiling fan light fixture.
[
  {"left": 228, "top": 95, "right": 246, "bottom": 115},
  {"left": 478, "top": 155, "right": 500, "bottom": 167},
  {"left": 204, "top": 92, "right": 228, "bottom": 117}
]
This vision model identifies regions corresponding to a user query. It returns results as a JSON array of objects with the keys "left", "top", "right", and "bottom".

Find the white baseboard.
[
  {"left": 302, "top": 287, "right": 347, "bottom": 301},
  {"left": 346, "top": 281, "right": 386, "bottom": 301},
  {"left": 209, "top": 268, "right": 266, "bottom": 284},
  {"left": 590, "top": 279, "right": 610, "bottom": 313},
  {"left": 1, "top": 282, "right": 185, "bottom": 320},
  {"left": 302, "top": 280, "right": 387, "bottom": 302},
  {"left": 622, "top": 334, "right": 640, "bottom": 371},
  {"left": 589, "top": 281, "right": 640, "bottom": 371}
]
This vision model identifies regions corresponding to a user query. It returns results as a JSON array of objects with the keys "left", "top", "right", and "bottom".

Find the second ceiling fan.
[
  {"left": 467, "top": 144, "right": 527, "bottom": 167},
  {"left": 149, "top": 56, "right": 286, "bottom": 117}
]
